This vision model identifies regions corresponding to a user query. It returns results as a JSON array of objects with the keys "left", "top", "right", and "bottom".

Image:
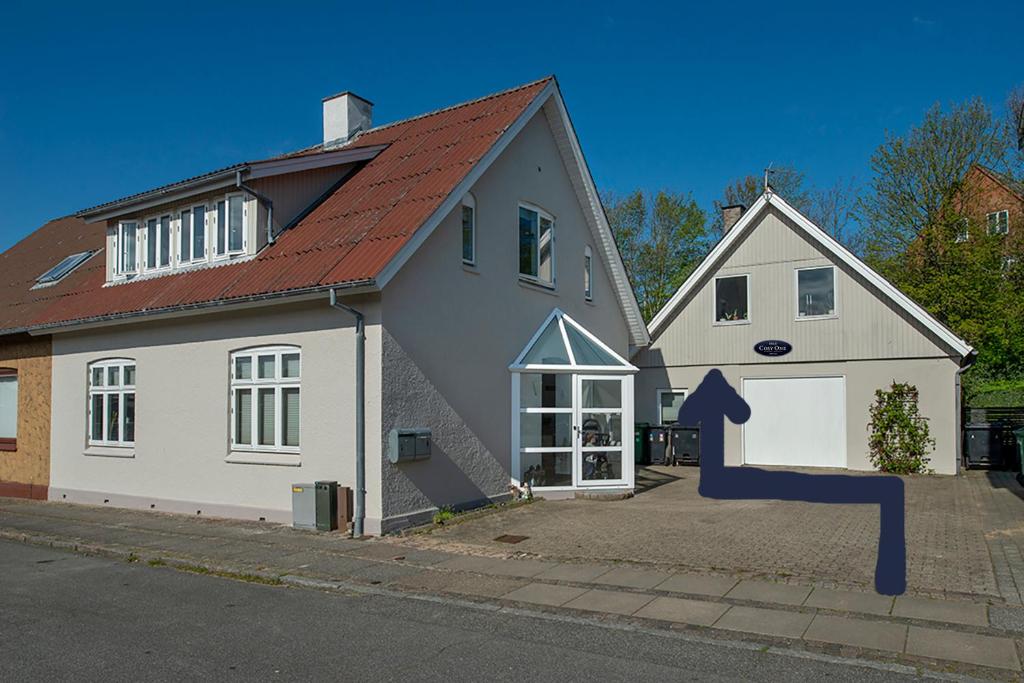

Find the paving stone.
[
  {"left": 502, "top": 583, "right": 589, "bottom": 607},
  {"left": 392, "top": 570, "right": 529, "bottom": 598},
  {"left": 347, "top": 543, "right": 452, "bottom": 566},
  {"left": 892, "top": 595, "right": 988, "bottom": 626},
  {"left": 989, "top": 605, "right": 1024, "bottom": 633},
  {"left": 713, "top": 606, "right": 814, "bottom": 639},
  {"left": 345, "top": 562, "right": 427, "bottom": 584},
  {"left": 563, "top": 589, "right": 656, "bottom": 616},
  {"left": 534, "top": 562, "right": 612, "bottom": 583},
  {"left": 803, "top": 614, "right": 906, "bottom": 653},
  {"left": 804, "top": 587, "right": 894, "bottom": 616},
  {"left": 286, "top": 554, "right": 376, "bottom": 577},
  {"left": 905, "top": 626, "right": 1020, "bottom": 671},
  {"left": 725, "top": 580, "right": 813, "bottom": 606},
  {"left": 635, "top": 596, "right": 730, "bottom": 626},
  {"left": 655, "top": 572, "right": 738, "bottom": 597},
  {"left": 591, "top": 567, "right": 674, "bottom": 590},
  {"left": 436, "top": 555, "right": 556, "bottom": 578}
]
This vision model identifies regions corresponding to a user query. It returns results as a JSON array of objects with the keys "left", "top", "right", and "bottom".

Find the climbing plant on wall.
[{"left": 867, "top": 382, "right": 935, "bottom": 474}]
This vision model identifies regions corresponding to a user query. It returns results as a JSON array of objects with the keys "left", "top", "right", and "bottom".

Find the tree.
[
  {"left": 858, "top": 98, "right": 1009, "bottom": 264},
  {"left": 806, "top": 176, "right": 859, "bottom": 245},
  {"left": 1009, "top": 84, "right": 1024, "bottom": 153},
  {"left": 604, "top": 190, "right": 711, "bottom": 322},
  {"left": 711, "top": 166, "right": 810, "bottom": 234}
]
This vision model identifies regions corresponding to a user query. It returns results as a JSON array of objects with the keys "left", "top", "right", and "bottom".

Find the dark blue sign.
[{"left": 754, "top": 340, "right": 792, "bottom": 357}]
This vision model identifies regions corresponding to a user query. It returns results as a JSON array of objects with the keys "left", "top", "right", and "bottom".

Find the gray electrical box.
[
  {"left": 291, "top": 483, "right": 316, "bottom": 529},
  {"left": 388, "top": 428, "right": 431, "bottom": 464}
]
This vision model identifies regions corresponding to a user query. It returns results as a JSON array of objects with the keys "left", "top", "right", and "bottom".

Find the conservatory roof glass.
[{"left": 511, "top": 309, "right": 635, "bottom": 370}]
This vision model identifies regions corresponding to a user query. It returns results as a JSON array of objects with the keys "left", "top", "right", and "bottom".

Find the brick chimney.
[
  {"left": 322, "top": 91, "right": 373, "bottom": 148},
  {"left": 722, "top": 204, "right": 746, "bottom": 233}
]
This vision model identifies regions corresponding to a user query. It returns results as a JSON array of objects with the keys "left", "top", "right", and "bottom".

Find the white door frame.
[{"left": 574, "top": 374, "right": 633, "bottom": 488}]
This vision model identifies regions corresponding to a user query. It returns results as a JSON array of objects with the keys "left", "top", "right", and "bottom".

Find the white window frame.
[
  {"left": 794, "top": 265, "right": 839, "bottom": 321},
  {"left": 712, "top": 273, "right": 750, "bottom": 325},
  {"left": 225, "top": 193, "right": 247, "bottom": 256},
  {"left": 584, "top": 245, "right": 593, "bottom": 301},
  {"left": 656, "top": 388, "right": 688, "bottom": 425},
  {"left": 179, "top": 204, "right": 209, "bottom": 266},
  {"left": 461, "top": 193, "right": 476, "bottom": 266},
  {"left": 87, "top": 359, "right": 136, "bottom": 448},
  {"left": 117, "top": 221, "right": 139, "bottom": 276},
  {"left": 988, "top": 209, "right": 1009, "bottom": 235},
  {"left": 230, "top": 345, "right": 300, "bottom": 455},
  {"left": 0, "top": 368, "right": 17, "bottom": 447},
  {"left": 518, "top": 203, "right": 556, "bottom": 288},
  {"left": 143, "top": 214, "right": 172, "bottom": 272}
]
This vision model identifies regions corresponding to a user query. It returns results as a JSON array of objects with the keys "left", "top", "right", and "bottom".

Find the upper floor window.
[
  {"left": 118, "top": 222, "right": 138, "bottom": 275},
  {"left": 714, "top": 274, "right": 749, "bottom": 323},
  {"left": 796, "top": 266, "right": 837, "bottom": 319},
  {"left": 227, "top": 194, "right": 245, "bottom": 254},
  {"left": 0, "top": 368, "right": 17, "bottom": 451},
  {"left": 179, "top": 205, "right": 207, "bottom": 264},
  {"left": 230, "top": 346, "right": 300, "bottom": 453},
  {"left": 584, "top": 246, "right": 593, "bottom": 301},
  {"left": 144, "top": 215, "right": 172, "bottom": 271},
  {"left": 988, "top": 209, "right": 1009, "bottom": 235},
  {"left": 462, "top": 193, "right": 476, "bottom": 265},
  {"left": 955, "top": 218, "right": 969, "bottom": 243},
  {"left": 88, "top": 359, "right": 136, "bottom": 447},
  {"left": 519, "top": 204, "right": 554, "bottom": 286}
]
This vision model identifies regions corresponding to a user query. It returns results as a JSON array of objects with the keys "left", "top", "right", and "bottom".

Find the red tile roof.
[{"left": 0, "top": 78, "right": 551, "bottom": 334}]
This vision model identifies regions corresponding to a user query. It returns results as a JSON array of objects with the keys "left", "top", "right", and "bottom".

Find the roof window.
[{"left": 36, "top": 251, "right": 95, "bottom": 286}]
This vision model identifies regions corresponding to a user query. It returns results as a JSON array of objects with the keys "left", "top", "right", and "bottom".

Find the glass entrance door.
[{"left": 575, "top": 376, "right": 628, "bottom": 486}]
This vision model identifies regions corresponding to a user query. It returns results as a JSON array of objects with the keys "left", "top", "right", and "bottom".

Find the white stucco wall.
[
  {"left": 377, "top": 109, "right": 634, "bottom": 528},
  {"left": 49, "top": 298, "right": 384, "bottom": 525}
]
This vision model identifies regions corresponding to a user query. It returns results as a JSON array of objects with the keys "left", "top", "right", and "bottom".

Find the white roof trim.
[
  {"left": 646, "top": 192, "right": 975, "bottom": 358},
  {"left": 374, "top": 81, "right": 649, "bottom": 349}
]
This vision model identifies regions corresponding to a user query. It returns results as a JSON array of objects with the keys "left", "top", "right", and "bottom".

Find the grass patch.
[
  {"left": 404, "top": 498, "right": 537, "bottom": 536},
  {"left": 142, "top": 557, "right": 282, "bottom": 586}
]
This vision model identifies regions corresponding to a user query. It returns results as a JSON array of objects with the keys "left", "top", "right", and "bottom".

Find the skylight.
[{"left": 36, "top": 251, "right": 95, "bottom": 285}]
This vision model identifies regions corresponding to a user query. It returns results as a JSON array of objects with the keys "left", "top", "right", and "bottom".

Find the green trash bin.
[{"left": 634, "top": 423, "right": 650, "bottom": 465}]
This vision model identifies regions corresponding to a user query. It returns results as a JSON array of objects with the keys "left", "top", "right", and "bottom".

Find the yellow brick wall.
[{"left": 0, "top": 335, "right": 51, "bottom": 488}]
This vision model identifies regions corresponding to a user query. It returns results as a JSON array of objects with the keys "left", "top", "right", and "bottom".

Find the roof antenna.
[{"left": 763, "top": 163, "right": 775, "bottom": 196}]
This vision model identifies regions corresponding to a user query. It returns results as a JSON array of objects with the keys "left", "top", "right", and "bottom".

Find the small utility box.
[
  {"left": 388, "top": 428, "right": 431, "bottom": 464},
  {"left": 315, "top": 481, "right": 339, "bottom": 532},
  {"left": 291, "top": 483, "right": 316, "bottom": 530}
]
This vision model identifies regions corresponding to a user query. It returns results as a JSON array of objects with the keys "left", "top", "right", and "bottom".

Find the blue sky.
[{"left": 1, "top": 1, "right": 1021, "bottom": 251}]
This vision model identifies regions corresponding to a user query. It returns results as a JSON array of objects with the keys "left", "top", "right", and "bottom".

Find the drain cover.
[{"left": 494, "top": 534, "right": 529, "bottom": 544}]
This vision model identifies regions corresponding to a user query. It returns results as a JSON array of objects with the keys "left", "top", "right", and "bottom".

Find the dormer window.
[
  {"left": 180, "top": 205, "right": 208, "bottom": 264},
  {"left": 118, "top": 222, "right": 138, "bottom": 275},
  {"left": 227, "top": 194, "right": 245, "bottom": 254},
  {"left": 144, "top": 215, "right": 171, "bottom": 271}
]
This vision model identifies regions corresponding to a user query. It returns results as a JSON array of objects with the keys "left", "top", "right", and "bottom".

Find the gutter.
[
  {"left": 19, "top": 280, "right": 376, "bottom": 336},
  {"left": 329, "top": 289, "right": 366, "bottom": 538},
  {"left": 955, "top": 350, "right": 978, "bottom": 474},
  {"left": 236, "top": 170, "right": 275, "bottom": 246}
]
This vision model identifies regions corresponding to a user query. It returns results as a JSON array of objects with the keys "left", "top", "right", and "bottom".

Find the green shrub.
[
  {"left": 867, "top": 382, "right": 935, "bottom": 474},
  {"left": 432, "top": 506, "right": 456, "bottom": 525}
]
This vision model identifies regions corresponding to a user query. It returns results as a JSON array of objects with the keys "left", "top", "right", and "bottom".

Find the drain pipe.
[
  {"left": 954, "top": 350, "right": 978, "bottom": 474},
  {"left": 330, "top": 289, "right": 365, "bottom": 537},
  {"left": 236, "top": 170, "right": 275, "bottom": 246}
]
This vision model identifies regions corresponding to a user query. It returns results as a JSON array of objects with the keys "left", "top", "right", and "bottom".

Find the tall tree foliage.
[
  {"left": 711, "top": 167, "right": 811, "bottom": 233},
  {"left": 604, "top": 190, "right": 711, "bottom": 322},
  {"left": 858, "top": 99, "right": 1008, "bottom": 264}
]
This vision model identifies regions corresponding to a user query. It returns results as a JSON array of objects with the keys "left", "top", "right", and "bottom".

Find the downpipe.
[
  {"left": 955, "top": 350, "right": 977, "bottom": 475},
  {"left": 330, "top": 289, "right": 366, "bottom": 537}
]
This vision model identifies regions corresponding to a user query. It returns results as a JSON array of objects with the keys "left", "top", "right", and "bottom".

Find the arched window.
[
  {"left": 0, "top": 368, "right": 17, "bottom": 451},
  {"left": 88, "top": 359, "right": 136, "bottom": 447},
  {"left": 230, "top": 346, "right": 300, "bottom": 452}
]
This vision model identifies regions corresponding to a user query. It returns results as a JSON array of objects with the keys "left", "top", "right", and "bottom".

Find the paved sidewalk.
[{"left": 1, "top": 496, "right": 1022, "bottom": 677}]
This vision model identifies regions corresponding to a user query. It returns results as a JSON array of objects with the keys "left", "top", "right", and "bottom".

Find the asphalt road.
[{"left": 0, "top": 540, "right": 963, "bottom": 682}]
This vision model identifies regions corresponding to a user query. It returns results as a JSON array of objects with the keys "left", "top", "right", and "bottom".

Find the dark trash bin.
[
  {"left": 634, "top": 423, "right": 650, "bottom": 465},
  {"left": 963, "top": 424, "right": 1012, "bottom": 470},
  {"left": 670, "top": 426, "right": 700, "bottom": 466},
  {"left": 648, "top": 427, "right": 670, "bottom": 465},
  {"left": 315, "top": 481, "right": 339, "bottom": 531}
]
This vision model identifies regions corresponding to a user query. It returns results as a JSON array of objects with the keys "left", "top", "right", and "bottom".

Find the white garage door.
[{"left": 742, "top": 377, "right": 846, "bottom": 468}]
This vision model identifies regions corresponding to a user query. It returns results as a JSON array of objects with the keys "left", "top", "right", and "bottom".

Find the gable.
[{"left": 637, "top": 195, "right": 973, "bottom": 368}]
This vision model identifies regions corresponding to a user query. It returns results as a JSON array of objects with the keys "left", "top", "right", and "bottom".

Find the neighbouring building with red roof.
[{"left": 0, "top": 78, "right": 649, "bottom": 533}]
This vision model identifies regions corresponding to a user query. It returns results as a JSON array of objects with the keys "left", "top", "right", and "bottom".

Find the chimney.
[
  {"left": 722, "top": 204, "right": 745, "bottom": 233},
  {"left": 322, "top": 91, "right": 373, "bottom": 148}
]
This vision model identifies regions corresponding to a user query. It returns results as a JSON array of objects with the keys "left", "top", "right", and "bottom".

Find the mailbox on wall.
[{"left": 388, "top": 428, "right": 432, "bottom": 464}]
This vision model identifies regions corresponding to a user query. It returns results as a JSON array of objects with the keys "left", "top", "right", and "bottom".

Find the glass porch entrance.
[{"left": 510, "top": 309, "right": 636, "bottom": 492}]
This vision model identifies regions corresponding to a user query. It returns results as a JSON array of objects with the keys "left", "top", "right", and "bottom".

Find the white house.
[
  {"left": 0, "top": 78, "right": 648, "bottom": 534},
  {"left": 634, "top": 192, "right": 975, "bottom": 475}
]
